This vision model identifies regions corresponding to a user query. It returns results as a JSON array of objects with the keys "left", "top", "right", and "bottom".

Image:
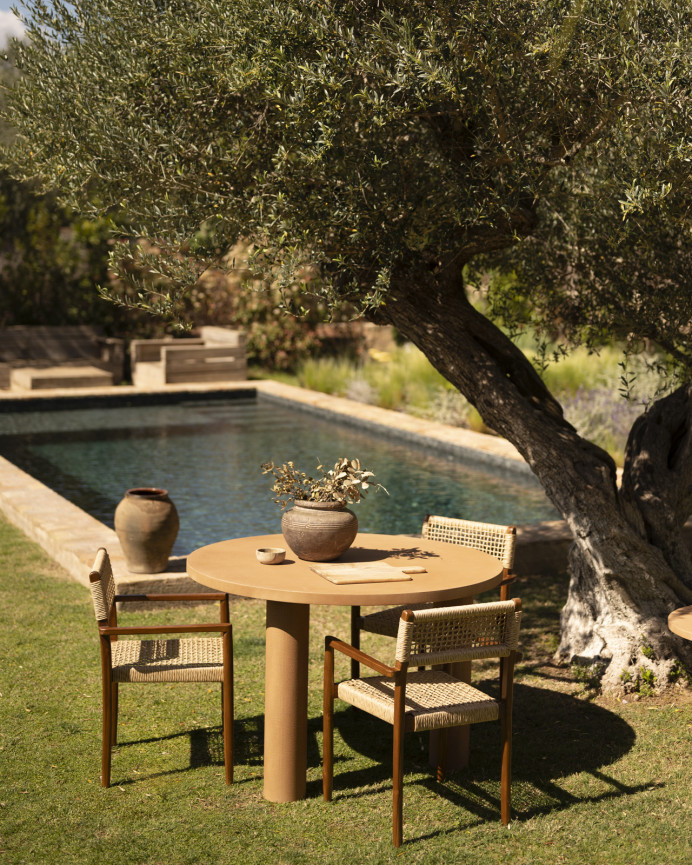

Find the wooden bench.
[
  {"left": 0, "top": 325, "right": 125, "bottom": 390},
  {"left": 130, "top": 337, "right": 205, "bottom": 367},
  {"left": 131, "top": 328, "right": 247, "bottom": 387},
  {"left": 10, "top": 366, "right": 115, "bottom": 390}
]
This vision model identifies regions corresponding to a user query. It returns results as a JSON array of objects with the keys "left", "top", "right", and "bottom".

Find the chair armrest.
[
  {"left": 115, "top": 593, "right": 227, "bottom": 603},
  {"left": 325, "top": 635, "right": 396, "bottom": 677},
  {"left": 99, "top": 622, "right": 232, "bottom": 637}
]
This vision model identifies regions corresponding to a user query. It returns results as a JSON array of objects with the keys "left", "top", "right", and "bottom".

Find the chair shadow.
[
  {"left": 342, "top": 544, "right": 440, "bottom": 563},
  {"left": 315, "top": 682, "right": 655, "bottom": 831},
  {"left": 113, "top": 715, "right": 265, "bottom": 786}
]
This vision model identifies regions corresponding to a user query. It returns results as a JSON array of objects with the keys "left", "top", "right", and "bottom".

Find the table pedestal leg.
[
  {"left": 429, "top": 660, "right": 471, "bottom": 771},
  {"left": 429, "top": 596, "right": 473, "bottom": 771},
  {"left": 263, "top": 600, "right": 310, "bottom": 802}
]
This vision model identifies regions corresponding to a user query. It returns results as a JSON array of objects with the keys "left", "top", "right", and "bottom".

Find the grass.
[{"left": 1, "top": 513, "right": 691, "bottom": 864}]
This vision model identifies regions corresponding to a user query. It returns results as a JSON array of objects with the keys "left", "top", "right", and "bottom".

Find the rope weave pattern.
[
  {"left": 111, "top": 638, "right": 225, "bottom": 682},
  {"left": 394, "top": 601, "right": 521, "bottom": 664},
  {"left": 338, "top": 670, "right": 500, "bottom": 731},
  {"left": 421, "top": 515, "right": 516, "bottom": 569},
  {"left": 89, "top": 548, "right": 116, "bottom": 622},
  {"left": 359, "top": 601, "right": 445, "bottom": 637}
]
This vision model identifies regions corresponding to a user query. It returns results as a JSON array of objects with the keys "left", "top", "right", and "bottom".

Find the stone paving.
[{"left": 0, "top": 379, "right": 573, "bottom": 594}]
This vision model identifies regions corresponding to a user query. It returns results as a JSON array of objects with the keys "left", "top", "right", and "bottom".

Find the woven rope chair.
[
  {"left": 88, "top": 548, "right": 234, "bottom": 787},
  {"left": 349, "top": 516, "right": 516, "bottom": 677},
  {"left": 324, "top": 599, "right": 522, "bottom": 847}
]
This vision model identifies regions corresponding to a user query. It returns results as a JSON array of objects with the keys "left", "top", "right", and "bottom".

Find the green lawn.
[{"left": 1, "top": 514, "right": 690, "bottom": 864}]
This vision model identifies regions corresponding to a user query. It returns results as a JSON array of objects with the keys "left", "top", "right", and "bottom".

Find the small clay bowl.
[{"left": 256, "top": 547, "right": 286, "bottom": 565}]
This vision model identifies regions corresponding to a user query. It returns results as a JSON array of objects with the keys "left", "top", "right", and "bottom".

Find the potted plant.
[{"left": 261, "top": 458, "right": 387, "bottom": 561}]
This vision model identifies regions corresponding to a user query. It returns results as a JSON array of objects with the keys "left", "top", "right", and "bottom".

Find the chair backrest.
[
  {"left": 394, "top": 600, "right": 521, "bottom": 667},
  {"left": 89, "top": 548, "right": 116, "bottom": 624},
  {"left": 422, "top": 515, "right": 516, "bottom": 571}
]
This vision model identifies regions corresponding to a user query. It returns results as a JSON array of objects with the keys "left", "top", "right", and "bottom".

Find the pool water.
[{"left": 0, "top": 397, "right": 559, "bottom": 555}]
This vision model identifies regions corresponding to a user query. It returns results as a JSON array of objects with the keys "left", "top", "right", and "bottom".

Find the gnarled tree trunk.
[{"left": 379, "top": 264, "right": 692, "bottom": 691}]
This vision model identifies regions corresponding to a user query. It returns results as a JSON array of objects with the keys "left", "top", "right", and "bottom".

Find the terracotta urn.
[
  {"left": 281, "top": 500, "right": 358, "bottom": 562},
  {"left": 114, "top": 487, "right": 179, "bottom": 573}
]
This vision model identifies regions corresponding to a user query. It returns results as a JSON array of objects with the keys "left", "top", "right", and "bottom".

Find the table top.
[
  {"left": 187, "top": 533, "right": 503, "bottom": 605},
  {"left": 668, "top": 605, "right": 692, "bottom": 641}
]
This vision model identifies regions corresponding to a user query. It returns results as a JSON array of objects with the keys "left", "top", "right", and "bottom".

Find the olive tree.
[
  {"left": 3, "top": 0, "right": 692, "bottom": 689},
  {"left": 0, "top": 40, "right": 118, "bottom": 328}
]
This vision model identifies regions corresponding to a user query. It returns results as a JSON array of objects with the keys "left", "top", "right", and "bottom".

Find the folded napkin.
[{"left": 311, "top": 562, "right": 425, "bottom": 585}]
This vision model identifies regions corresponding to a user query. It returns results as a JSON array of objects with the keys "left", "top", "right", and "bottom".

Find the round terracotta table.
[
  {"left": 668, "top": 605, "right": 692, "bottom": 641},
  {"left": 187, "top": 532, "right": 503, "bottom": 802}
]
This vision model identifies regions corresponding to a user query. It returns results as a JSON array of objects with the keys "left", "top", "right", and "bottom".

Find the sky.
[{"left": 0, "top": 4, "right": 25, "bottom": 48}]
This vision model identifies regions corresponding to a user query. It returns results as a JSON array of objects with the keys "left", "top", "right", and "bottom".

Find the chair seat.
[
  {"left": 112, "top": 637, "right": 225, "bottom": 683},
  {"left": 337, "top": 670, "right": 500, "bottom": 732}
]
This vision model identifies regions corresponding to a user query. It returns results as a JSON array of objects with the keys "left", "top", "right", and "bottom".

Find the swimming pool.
[{"left": 0, "top": 394, "right": 559, "bottom": 555}]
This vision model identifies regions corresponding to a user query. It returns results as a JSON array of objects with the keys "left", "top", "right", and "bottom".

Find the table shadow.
[{"left": 309, "top": 682, "right": 648, "bottom": 826}]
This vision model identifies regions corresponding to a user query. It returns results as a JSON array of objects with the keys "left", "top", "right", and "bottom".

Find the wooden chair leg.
[
  {"left": 350, "top": 606, "right": 361, "bottom": 680},
  {"left": 436, "top": 727, "right": 448, "bottom": 783},
  {"left": 323, "top": 643, "right": 335, "bottom": 801},
  {"left": 101, "top": 673, "right": 112, "bottom": 788},
  {"left": 500, "top": 715, "right": 512, "bottom": 824},
  {"left": 500, "top": 655, "right": 515, "bottom": 825},
  {"left": 392, "top": 715, "right": 405, "bottom": 847},
  {"left": 222, "top": 629, "right": 234, "bottom": 784},
  {"left": 110, "top": 682, "right": 118, "bottom": 746},
  {"left": 500, "top": 568, "right": 514, "bottom": 602}
]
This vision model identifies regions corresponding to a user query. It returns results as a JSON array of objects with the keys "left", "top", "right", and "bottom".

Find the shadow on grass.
[
  {"left": 109, "top": 678, "right": 650, "bottom": 832},
  {"left": 310, "top": 682, "right": 655, "bottom": 830},
  {"left": 112, "top": 714, "right": 265, "bottom": 785}
]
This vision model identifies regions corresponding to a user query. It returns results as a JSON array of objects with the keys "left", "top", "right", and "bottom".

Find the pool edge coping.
[{"left": 0, "top": 379, "right": 574, "bottom": 593}]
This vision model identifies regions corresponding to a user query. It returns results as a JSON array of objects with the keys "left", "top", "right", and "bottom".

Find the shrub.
[
  {"left": 298, "top": 356, "right": 357, "bottom": 394},
  {"left": 285, "top": 337, "right": 666, "bottom": 465},
  {"left": 122, "top": 239, "right": 333, "bottom": 370}
]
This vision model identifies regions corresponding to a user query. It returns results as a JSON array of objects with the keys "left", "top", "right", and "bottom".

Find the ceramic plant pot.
[
  {"left": 114, "top": 487, "right": 179, "bottom": 573},
  {"left": 281, "top": 500, "right": 358, "bottom": 562}
]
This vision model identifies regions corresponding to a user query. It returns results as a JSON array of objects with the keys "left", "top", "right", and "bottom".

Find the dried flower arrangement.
[{"left": 261, "top": 458, "right": 387, "bottom": 509}]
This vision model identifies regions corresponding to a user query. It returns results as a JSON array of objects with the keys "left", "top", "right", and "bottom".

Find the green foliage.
[
  {"left": 667, "top": 661, "right": 692, "bottom": 686},
  {"left": 480, "top": 111, "right": 692, "bottom": 373},
  {"left": 620, "top": 663, "right": 677, "bottom": 696},
  {"left": 226, "top": 287, "right": 323, "bottom": 371},
  {"left": 196, "top": 262, "right": 328, "bottom": 370},
  {"left": 299, "top": 343, "right": 459, "bottom": 413},
  {"left": 0, "top": 169, "right": 121, "bottom": 329},
  {"left": 3, "top": 0, "right": 690, "bottom": 352},
  {"left": 639, "top": 667, "right": 657, "bottom": 696},
  {"left": 0, "top": 56, "right": 154, "bottom": 334},
  {"left": 571, "top": 660, "right": 607, "bottom": 693},
  {"left": 99, "top": 238, "right": 337, "bottom": 367},
  {"left": 641, "top": 641, "right": 656, "bottom": 661},
  {"left": 285, "top": 343, "right": 652, "bottom": 461},
  {"left": 297, "top": 355, "right": 360, "bottom": 396},
  {"left": 532, "top": 347, "right": 624, "bottom": 396},
  {"left": 359, "top": 344, "right": 452, "bottom": 411}
]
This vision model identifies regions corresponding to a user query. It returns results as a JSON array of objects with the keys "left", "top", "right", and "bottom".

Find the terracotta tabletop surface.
[
  {"left": 187, "top": 532, "right": 504, "bottom": 605},
  {"left": 668, "top": 605, "right": 692, "bottom": 641}
]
